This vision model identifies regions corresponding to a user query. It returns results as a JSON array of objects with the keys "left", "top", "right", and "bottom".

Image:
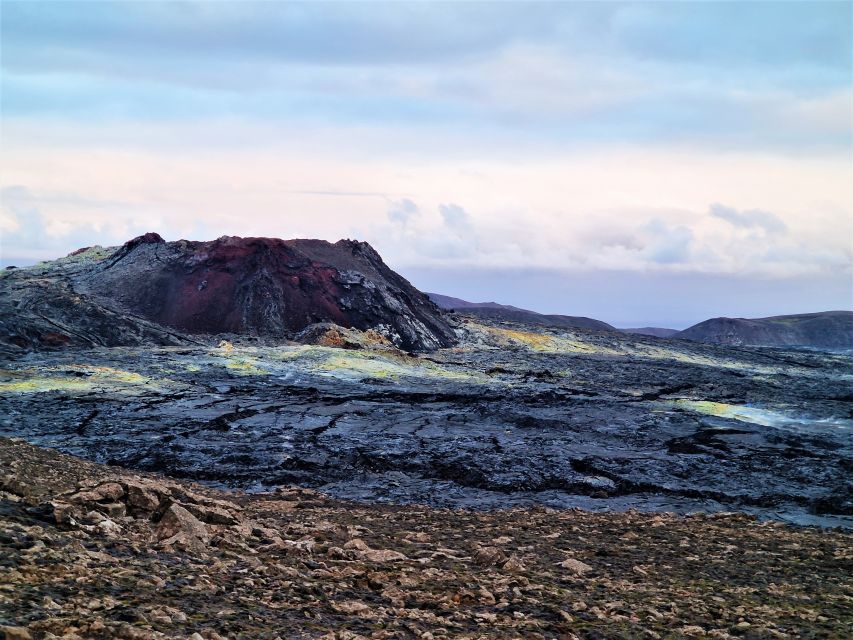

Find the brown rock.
[
  {"left": 183, "top": 502, "right": 239, "bottom": 525},
  {"left": 478, "top": 587, "right": 496, "bottom": 604},
  {"left": 332, "top": 601, "right": 371, "bottom": 614},
  {"left": 100, "top": 502, "right": 126, "bottom": 518},
  {"left": 126, "top": 483, "right": 161, "bottom": 512},
  {"left": 49, "top": 500, "right": 76, "bottom": 524},
  {"left": 344, "top": 538, "right": 371, "bottom": 551},
  {"left": 156, "top": 503, "right": 209, "bottom": 544},
  {"left": 474, "top": 546, "right": 506, "bottom": 566},
  {"left": 92, "top": 482, "right": 125, "bottom": 501},
  {"left": 559, "top": 558, "right": 593, "bottom": 575},
  {"left": 69, "top": 490, "right": 103, "bottom": 504},
  {"left": 1, "top": 475, "right": 39, "bottom": 498},
  {"left": 0, "top": 626, "right": 33, "bottom": 640},
  {"left": 183, "top": 490, "right": 243, "bottom": 512},
  {"left": 503, "top": 554, "right": 526, "bottom": 572},
  {"left": 361, "top": 548, "right": 407, "bottom": 563}
]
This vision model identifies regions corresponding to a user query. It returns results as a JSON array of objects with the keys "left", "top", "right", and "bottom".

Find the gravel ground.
[{"left": 1, "top": 438, "right": 851, "bottom": 640}]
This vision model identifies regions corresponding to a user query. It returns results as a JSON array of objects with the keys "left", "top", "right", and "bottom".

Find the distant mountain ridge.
[
  {"left": 425, "top": 293, "right": 527, "bottom": 313},
  {"left": 675, "top": 311, "right": 853, "bottom": 348},
  {"left": 429, "top": 293, "right": 853, "bottom": 348},
  {"left": 427, "top": 293, "right": 616, "bottom": 332},
  {"left": 621, "top": 327, "right": 680, "bottom": 338}
]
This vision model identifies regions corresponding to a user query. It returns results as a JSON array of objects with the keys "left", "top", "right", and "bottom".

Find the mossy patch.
[
  {"left": 670, "top": 400, "right": 786, "bottom": 427},
  {"left": 478, "top": 325, "right": 621, "bottom": 355},
  {"left": 0, "top": 365, "right": 163, "bottom": 395}
]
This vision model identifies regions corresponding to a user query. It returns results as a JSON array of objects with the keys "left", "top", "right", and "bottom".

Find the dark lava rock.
[
  {"left": 0, "top": 234, "right": 457, "bottom": 353},
  {"left": 676, "top": 311, "right": 853, "bottom": 348},
  {"left": 4, "top": 317, "right": 851, "bottom": 528}
]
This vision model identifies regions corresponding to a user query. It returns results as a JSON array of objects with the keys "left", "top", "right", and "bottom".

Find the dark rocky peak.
[
  {"left": 103, "top": 231, "right": 167, "bottom": 268},
  {"left": 3, "top": 233, "right": 457, "bottom": 353}
]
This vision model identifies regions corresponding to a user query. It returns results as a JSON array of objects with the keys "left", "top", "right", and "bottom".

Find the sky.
[{"left": 1, "top": 1, "right": 851, "bottom": 328}]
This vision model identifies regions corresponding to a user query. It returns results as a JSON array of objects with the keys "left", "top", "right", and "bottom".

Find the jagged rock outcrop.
[
  {"left": 676, "top": 311, "right": 853, "bottom": 348},
  {"left": 0, "top": 233, "right": 457, "bottom": 353}
]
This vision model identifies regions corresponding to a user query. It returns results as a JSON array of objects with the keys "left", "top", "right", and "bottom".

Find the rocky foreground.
[{"left": 1, "top": 439, "right": 851, "bottom": 640}]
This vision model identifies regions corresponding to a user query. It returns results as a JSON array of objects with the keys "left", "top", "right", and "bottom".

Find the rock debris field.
[{"left": 1, "top": 438, "right": 851, "bottom": 640}]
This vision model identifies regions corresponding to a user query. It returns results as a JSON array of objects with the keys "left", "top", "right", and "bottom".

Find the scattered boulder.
[
  {"left": 125, "top": 482, "right": 161, "bottom": 512},
  {"left": 474, "top": 546, "right": 506, "bottom": 566},
  {"left": 342, "top": 537, "right": 406, "bottom": 562},
  {"left": 361, "top": 548, "right": 407, "bottom": 563},
  {"left": 98, "top": 482, "right": 125, "bottom": 500},
  {"left": 182, "top": 501, "right": 239, "bottom": 526},
  {"left": 503, "top": 554, "right": 526, "bottom": 572},
  {"left": 49, "top": 500, "right": 76, "bottom": 525},
  {"left": 155, "top": 503, "right": 209, "bottom": 547},
  {"left": 559, "top": 558, "right": 593, "bottom": 575}
]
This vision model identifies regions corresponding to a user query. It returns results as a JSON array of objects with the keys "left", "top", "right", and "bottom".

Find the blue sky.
[{"left": 1, "top": 1, "right": 851, "bottom": 327}]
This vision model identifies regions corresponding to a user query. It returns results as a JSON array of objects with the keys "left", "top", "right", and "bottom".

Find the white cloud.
[
  {"left": 1, "top": 126, "right": 850, "bottom": 277},
  {"left": 387, "top": 198, "right": 419, "bottom": 225},
  {"left": 641, "top": 220, "right": 694, "bottom": 264},
  {"left": 709, "top": 203, "right": 787, "bottom": 234},
  {"left": 438, "top": 203, "right": 470, "bottom": 229}
]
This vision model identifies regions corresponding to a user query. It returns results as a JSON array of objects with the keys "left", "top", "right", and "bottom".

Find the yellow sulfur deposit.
[
  {"left": 670, "top": 399, "right": 788, "bottom": 427},
  {"left": 0, "top": 365, "right": 162, "bottom": 395}
]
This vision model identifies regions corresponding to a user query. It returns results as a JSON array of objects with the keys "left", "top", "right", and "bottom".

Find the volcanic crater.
[{"left": 1, "top": 233, "right": 457, "bottom": 354}]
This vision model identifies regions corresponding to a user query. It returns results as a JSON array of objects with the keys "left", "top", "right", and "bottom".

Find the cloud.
[
  {"left": 438, "top": 203, "right": 470, "bottom": 230},
  {"left": 387, "top": 198, "right": 419, "bottom": 225},
  {"left": 1, "top": 186, "right": 117, "bottom": 262},
  {"left": 382, "top": 202, "right": 479, "bottom": 262},
  {"left": 0, "top": 184, "right": 208, "bottom": 264},
  {"left": 0, "top": 2, "right": 561, "bottom": 71},
  {"left": 2, "top": 3, "right": 850, "bottom": 151},
  {"left": 641, "top": 219, "right": 694, "bottom": 264},
  {"left": 609, "top": 2, "right": 852, "bottom": 69},
  {"left": 710, "top": 203, "right": 788, "bottom": 234},
  {"left": 4, "top": 2, "right": 849, "bottom": 75},
  {"left": 1, "top": 126, "right": 849, "bottom": 278}
]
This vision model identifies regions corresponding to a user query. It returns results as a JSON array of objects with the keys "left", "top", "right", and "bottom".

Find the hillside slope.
[
  {"left": 428, "top": 293, "right": 615, "bottom": 331},
  {"left": 676, "top": 311, "right": 853, "bottom": 348}
]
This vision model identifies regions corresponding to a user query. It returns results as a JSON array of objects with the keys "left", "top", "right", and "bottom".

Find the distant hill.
[
  {"left": 427, "top": 293, "right": 616, "bottom": 332},
  {"left": 620, "top": 327, "right": 680, "bottom": 338},
  {"left": 425, "top": 293, "right": 527, "bottom": 313},
  {"left": 676, "top": 311, "right": 853, "bottom": 348}
]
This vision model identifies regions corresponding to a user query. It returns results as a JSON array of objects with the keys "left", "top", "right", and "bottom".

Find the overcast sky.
[{"left": 1, "top": 1, "right": 851, "bottom": 327}]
